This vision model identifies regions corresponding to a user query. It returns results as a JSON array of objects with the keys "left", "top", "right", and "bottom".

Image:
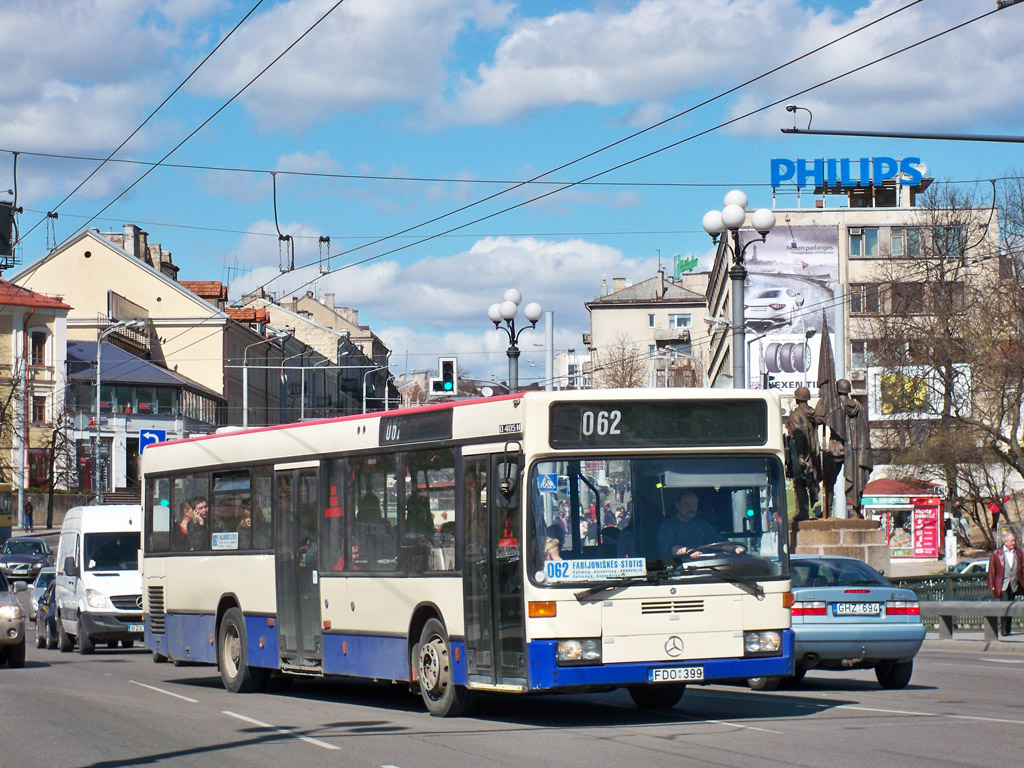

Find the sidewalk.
[{"left": 924, "top": 632, "right": 1024, "bottom": 654}]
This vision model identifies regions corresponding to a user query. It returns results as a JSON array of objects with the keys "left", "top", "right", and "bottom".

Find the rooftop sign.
[{"left": 770, "top": 156, "right": 923, "bottom": 189}]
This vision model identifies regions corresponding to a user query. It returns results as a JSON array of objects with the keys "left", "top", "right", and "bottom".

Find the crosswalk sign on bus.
[{"left": 538, "top": 473, "right": 558, "bottom": 493}]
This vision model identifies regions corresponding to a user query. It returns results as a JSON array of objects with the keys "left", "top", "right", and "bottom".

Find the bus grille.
[
  {"left": 641, "top": 599, "right": 704, "bottom": 615},
  {"left": 147, "top": 586, "right": 166, "bottom": 634}
]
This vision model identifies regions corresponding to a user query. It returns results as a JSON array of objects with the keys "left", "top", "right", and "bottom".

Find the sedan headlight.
[
  {"left": 744, "top": 630, "right": 782, "bottom": 656},
  {"left": 0, "top": 604, "right": 24, "bottom": 621},
  {"left": 556, "top": 638, "right": 602, "bottom": 665},
  {"left": 85, "top": 589, "right": 113, "bottom": 610}
]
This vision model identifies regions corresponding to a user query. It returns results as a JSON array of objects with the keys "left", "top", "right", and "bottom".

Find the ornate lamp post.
[
  {"left": 487, "top": 289, "right": 543, "bottom": 392},
  {"left": 702, "top": 190, "right": 776, "bottom": 389}
]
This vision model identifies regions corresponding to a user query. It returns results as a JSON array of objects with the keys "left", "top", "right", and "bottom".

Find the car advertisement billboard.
[{"left": 740, "top": 225, "right": 839, "bottom": 392}]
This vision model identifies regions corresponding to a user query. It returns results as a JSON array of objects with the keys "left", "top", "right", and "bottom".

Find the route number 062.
[{"left": 581, "top": 409, "right": 621, "bottom": 437}]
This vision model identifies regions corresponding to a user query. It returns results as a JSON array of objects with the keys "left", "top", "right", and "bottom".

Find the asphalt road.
[{"left": 2, "top": 636, "right": 1021, "bottom": 768}]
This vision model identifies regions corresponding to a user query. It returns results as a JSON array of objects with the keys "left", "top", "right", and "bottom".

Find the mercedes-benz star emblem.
[
  {"left": 665, "top": 636, "right": 684, "bottom": 657},
  {"left": 136, "top": 596, "right": 144, "bottom": 609}
]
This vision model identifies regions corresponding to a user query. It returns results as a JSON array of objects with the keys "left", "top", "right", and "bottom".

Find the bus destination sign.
[
  {"left": 549, "top": 400, "right": 768, "bottom": 449},
  {"left": 380, "top": 409, "right": 453, "bottom": 446}
]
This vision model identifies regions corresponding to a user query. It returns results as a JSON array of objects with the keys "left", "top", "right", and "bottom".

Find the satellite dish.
[{"left": 911, "top": 161, "right": 927, "bottom": 177}]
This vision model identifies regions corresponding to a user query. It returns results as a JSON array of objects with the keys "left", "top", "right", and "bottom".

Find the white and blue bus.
[{"left": 141, "top": 388, "right": 793, "bottom": 716}]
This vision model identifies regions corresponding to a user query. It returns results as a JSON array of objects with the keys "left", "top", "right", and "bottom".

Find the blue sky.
[{"left": 3, "top": 0, "right": 1023, "bottom": 383}]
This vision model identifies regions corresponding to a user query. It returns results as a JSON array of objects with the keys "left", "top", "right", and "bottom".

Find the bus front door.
[
  {"left": 462, "top": 456, "right": 527, "bottom": 690},
  {"left": 274, "top": 467, "right": 323, "bottom": 671}
]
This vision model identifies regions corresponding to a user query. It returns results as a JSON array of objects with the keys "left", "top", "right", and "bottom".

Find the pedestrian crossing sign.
[{"left": 538, "top": 474, "right": 558, "bottom": 493}]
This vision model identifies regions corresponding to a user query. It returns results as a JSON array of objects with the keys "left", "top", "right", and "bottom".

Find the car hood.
[{"left": 0, "top": 553, "right": 48, "bottom": 566}]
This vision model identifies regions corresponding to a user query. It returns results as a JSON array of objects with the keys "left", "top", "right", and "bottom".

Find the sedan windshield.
[
  {"left": 529, "top": 455, "right": 787, "bottom": 585},
  {"left": 2, "top": 539, "right": 45, "bottom": 556}
]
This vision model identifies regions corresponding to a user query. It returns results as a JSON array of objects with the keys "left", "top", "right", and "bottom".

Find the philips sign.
[{"left": 770, "top": 156, "right": 923, "bottom": 189}]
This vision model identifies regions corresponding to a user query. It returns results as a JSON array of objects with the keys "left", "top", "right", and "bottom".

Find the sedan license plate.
[
  {"left": 129, "top": 623, "right": 144, "bottom": 633},
  {"left": 834, "top": 602, "right": 881, "bottom": 616},
  {"left": 649, "top": 666, "right": 704, "bottom": 683}
]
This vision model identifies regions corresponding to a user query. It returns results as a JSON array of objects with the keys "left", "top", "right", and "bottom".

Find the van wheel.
[
  {"left": 8, "top": 638, "right": 26, "bottom": 668},
  {"left": 218, "top": 607, "right": 268, "bottom": 693},
  {"left": 417, "top": 618, "right": 473, "bottom": 717},
  {"left": 78, "top": 628, "right": 94, "bottom": 654},
  {"left": 57, "top": 619, "right": 73, "bottom": 652}
]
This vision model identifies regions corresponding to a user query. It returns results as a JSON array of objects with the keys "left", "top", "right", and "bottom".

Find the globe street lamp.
[
  {"left": 488, "top": 289, "right": 543, "bottom": 392},
  {"left": 94, "top": 319, "right": 145, "bottom": 503},
  {"left": 702, "top": 190, "right": 776, "bottom": 389}
]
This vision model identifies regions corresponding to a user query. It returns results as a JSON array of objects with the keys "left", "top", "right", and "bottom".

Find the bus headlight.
[
  {"left": 744, "top": 631, "right": 782, "bottom": 656},
  {"left": 85, "top": 589, "right": 113, "bottom": 610},
  {"left": 557, "top": 638, "right": 602, "bottom": 665}
]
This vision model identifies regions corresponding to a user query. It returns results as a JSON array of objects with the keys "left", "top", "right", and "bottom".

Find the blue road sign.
[
  {"left": 139, "top": 429, "right": 167, "bottom": 454},
  {"left": 538, "top": 473, "right": 558, "bottom": 493}
]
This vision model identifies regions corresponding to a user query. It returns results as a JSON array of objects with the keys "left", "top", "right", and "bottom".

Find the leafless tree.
[
  {"left": 863, "top": 182, "right": 1024, "bottom": 547},
  {"left": 592, "top": 332, "right": 648, "bottom": 389},
  {"left": 0, "top": 357, "right": 26, "bottom": 486}
]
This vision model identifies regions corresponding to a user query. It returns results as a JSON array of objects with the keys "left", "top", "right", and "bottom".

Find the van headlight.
[
  {"left": 557, "top": 638, "right": 602, "bottom": 665},
  {"left": 744, "top": 631, "right": 782, "bottom": 656},
  {"left": 0, "top": 604, "right": 24, "bottom": 621},
  {"left": 85, "top": 589, "right": 113, "bottom": 610}
]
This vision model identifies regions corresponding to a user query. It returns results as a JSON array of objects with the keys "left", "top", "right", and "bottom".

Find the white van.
[{"left": 55, "top": 505, "right": 144, "bottom": 654}]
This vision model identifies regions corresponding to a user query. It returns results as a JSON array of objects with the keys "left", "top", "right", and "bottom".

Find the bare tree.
[
  {"left": 0, "top": 357, "right": 26, "bottom": 486},
  {"left": 44, "top": 400, "right": 76, "bottom": 528},
  {"left": 592, "top": 332, "right": 648, "bottom": 389},
  {"left": 864, "top": 182, "right": 1023, "bottom": 547}
]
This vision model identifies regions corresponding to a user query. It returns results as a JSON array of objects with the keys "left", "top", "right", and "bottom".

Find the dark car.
[
  {"left": 35, "top": 579, "right": 57, "bottom": 650},
  {"left": 0, "top": 537, "right": 53, "bottom": 583},
  {"left": 748, "top": 555, "right": 926, "bottom": 691}
]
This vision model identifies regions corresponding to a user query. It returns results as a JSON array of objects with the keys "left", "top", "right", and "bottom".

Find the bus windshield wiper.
[
  {"left": 678, "top": 562, "right": 766, "bottom": 600},
  {"left": 573, "top": 566, "right": 678, "bottom": 601}
]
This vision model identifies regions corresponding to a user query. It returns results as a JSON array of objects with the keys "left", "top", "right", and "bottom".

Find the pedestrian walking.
[
  {"left": 988, "top": 531, "right": 1024, "bottom": 636},
  {"left": 23, "top": 497, "right": 34, "bottom": 533}
]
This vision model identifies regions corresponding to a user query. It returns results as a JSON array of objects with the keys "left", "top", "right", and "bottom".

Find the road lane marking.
[
  {"left": 129, "top": 680, "right": 199, "bottom": 703},
  {"left": 837, "top": 705, "right": 937, "bottom": 717},
  {"left": 704, "top": 719, "right": 783, "bottom": 734},
  {"left": 222, "top": 710, "right": 340, "bottom": 751}
]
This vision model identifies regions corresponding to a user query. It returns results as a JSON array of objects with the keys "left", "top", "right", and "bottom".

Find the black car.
[
  {"left": 35, "top": 580, "right": 57, "bottom": 650},
  {"left": 0, "top": 537, "right": 53, "bottom": 582}
]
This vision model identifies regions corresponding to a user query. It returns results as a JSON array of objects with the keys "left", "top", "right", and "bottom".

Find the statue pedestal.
[{"left": 792, "top": 518, "right": 890, "bottom": 575}]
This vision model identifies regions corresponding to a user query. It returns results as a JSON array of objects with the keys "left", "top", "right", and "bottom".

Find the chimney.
[
  {"left": 612, "top": 277, "right": 626, "bottom": 293},
  {"left": 324, "top": 292, "right": 335, "bottom": 310},
  {"left": 123, "top": 225, "right": 140, "bottom": 257},
  {"left": 138, "top": 230, "right": 150, "bottom": 265},
  {"left": 658, "top": 267, "right": 665, "bottom": 297},
  {"left": 600, "top": 277, "right": 608, "bottom": 297}
]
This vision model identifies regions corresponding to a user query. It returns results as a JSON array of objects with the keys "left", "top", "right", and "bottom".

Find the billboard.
[{"left": 741, "top": 225, "right": 840, "bottom": 393}]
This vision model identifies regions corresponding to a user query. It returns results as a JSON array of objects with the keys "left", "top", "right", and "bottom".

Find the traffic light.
[{"left": 430, "top": 357, "right": 458, "bottom": 395}]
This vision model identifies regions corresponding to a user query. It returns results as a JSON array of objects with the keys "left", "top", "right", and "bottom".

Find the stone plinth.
[{"left": 793, "top": 518, "right": 890, "bottom": 574}]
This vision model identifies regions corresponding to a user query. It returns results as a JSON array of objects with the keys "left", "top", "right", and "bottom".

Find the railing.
[{"left": 892, "top": 573, "right": 1021, "bottom": 637}]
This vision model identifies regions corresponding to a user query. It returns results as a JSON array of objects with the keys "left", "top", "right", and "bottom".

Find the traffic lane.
[{"left": 6, "top": 644, "right": 1024, "bottom": 768}]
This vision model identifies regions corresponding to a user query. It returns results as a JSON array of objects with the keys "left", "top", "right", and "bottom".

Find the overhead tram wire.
[
  {"left": 15, "top": 0, "right": 268, "bottom": 247},
  {"left": 268, "top": 3, "right": 1006, "bottom": 304},
  {"left": 242, "top": 0, "right": 926, "bottom": 298}
]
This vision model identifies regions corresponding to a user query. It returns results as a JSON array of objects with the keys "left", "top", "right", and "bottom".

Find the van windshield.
[{"left": 84, "top": 533, "right": 140, "bottom": 571}]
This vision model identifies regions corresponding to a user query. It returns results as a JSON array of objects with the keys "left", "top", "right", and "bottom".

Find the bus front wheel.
[
  {"left": 628, "top": 683, "right": 685, "bottom": 709},
  {"left": 417, "top": 618, "right": 472, "bottom": 717},
  {"left": 218, "top": 607, "right": 269, "bottom": 693}
]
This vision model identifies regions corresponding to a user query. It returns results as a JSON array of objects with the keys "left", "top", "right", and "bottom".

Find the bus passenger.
[
  {"left": 545, "top": 524, "right": 564, "bottom": 561},
  {"left": 404, "top": 494, "right": 434, "bottom": 540}
]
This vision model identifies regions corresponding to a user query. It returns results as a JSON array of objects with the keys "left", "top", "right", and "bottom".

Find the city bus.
[{"left": 140, "top": 388, "right": 793, "bottom": 716}]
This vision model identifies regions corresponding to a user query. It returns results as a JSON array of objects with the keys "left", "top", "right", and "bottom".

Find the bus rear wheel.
[
  {"left": 417, "top": 618, "right": 472, "bottom": 717},
  {"left": 218, "top": 607, "right": 269, "bottom": 693},
  {"left": 628, "top": 683, "right": 685, "bottom": 709}
]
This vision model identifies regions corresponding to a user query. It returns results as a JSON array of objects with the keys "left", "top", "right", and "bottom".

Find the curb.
[{"left": 923, "top": 636, "right": 1024, "bottom": 654}]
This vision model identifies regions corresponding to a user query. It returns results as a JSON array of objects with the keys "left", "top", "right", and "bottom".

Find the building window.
[
  {"left": 648, "top": 314, "right": 655, "bottom": 328},
  {"left": 32, "top": 395, "right": 47, "bottom": 424},
  {"left": 849, "top": 227, "right": 879, "bottom": 258},
  {"left": 892, "top": 283, "right": 926, "bottom": 315},
  {"left": 890, "top": 227, "right": 922, "bottom": 257},
  {"left": 648, "top": 345, "right": 657, "bottom": 358},
  {"left": 933, "top": 225, "right": 966, "bottom": 259},
  {"left": 30, "top": 332, "right": 47, "bottom": 366},
  {"left": 850, "top": 340, "right": 878, "bottom": 370},
  {"left": 932, "top": 282, "right": 966, "bottom": 313},
  {"left": 668, "top": 314, "right": 691, "bottom": 329},
  {"left": 850, "top": 284, "right": 881, "bottom": 315},
  {"left": 28, "top": 450, "right": 50, "bottom": 490}
]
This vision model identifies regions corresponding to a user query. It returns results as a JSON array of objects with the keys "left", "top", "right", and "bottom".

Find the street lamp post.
[
  {"left": 702, "top": 190, "right": 776, "bottom": 389},
  {"left": 487, "top": 289, "right": 543, "bottom": 392},
  {"left": 94, "top": 319, "right": 145, "bottom": 503},
  {"left": 362, "top": 362, "right": 390, "bottom": 414}
]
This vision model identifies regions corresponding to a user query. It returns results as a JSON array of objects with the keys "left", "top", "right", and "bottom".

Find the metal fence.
[{"left": 892, "top": 574, "right": 1021, "bottom": 631}]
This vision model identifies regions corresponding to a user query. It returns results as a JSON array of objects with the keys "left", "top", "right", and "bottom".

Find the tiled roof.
[
  {"left": 180, "top": 281, "right": 228, "bottom": 301},
  {"left": 0, "top": 279, "right": 72, "bottom": 311},
  {"left": 862, "top": 478, "right": 940, "bottom": 496},
  {"left": 226, "top": 308, "right": 270, "bottom": 324},
  {"left": 587, "top": 276, "right": 704, "bottom": 305}
]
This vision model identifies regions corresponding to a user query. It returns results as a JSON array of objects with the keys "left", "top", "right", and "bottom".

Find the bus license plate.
[
  {"left": 834, "top": 602, "right": 880, "bottom": 616},
  {"left": 129, "top": 624, "right": 144, "bottom": 633},
  {"left": 649, "top": 666, "right": 704, "bottom": 683}
]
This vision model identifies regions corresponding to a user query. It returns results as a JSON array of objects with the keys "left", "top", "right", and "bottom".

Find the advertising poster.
[{"left": 740, "top": 225, "right": 839, "bottom": 393}]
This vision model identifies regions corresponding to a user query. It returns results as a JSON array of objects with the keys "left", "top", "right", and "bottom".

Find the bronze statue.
[
  {"left": 785, "top": 386, "right": 821, "bottom": 523},
  {"left": 837, "top": 378, "right": 873, "bottom": 517}
]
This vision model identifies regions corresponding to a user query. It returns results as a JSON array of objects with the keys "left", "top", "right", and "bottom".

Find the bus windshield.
[{"left": 528, "top": 455, "right": 787, "bottom": 585}]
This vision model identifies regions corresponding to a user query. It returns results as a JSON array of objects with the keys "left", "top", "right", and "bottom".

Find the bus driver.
[{"left": 657, "top": 491, "right": 744, "bottom": 559}]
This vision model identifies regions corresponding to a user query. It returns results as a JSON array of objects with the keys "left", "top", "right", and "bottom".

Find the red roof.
[
  {"left": 180, "top": 281, "right": 228, "bottom": 301},
  {"left": 227, "top": 308, "right": 270, "bottom": 324},
  {"left": 863, "top": 478, "right": 940, "bottom": 496},
  {"left": 0, "top": 279, "right": 72, "bottom": 311}
]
